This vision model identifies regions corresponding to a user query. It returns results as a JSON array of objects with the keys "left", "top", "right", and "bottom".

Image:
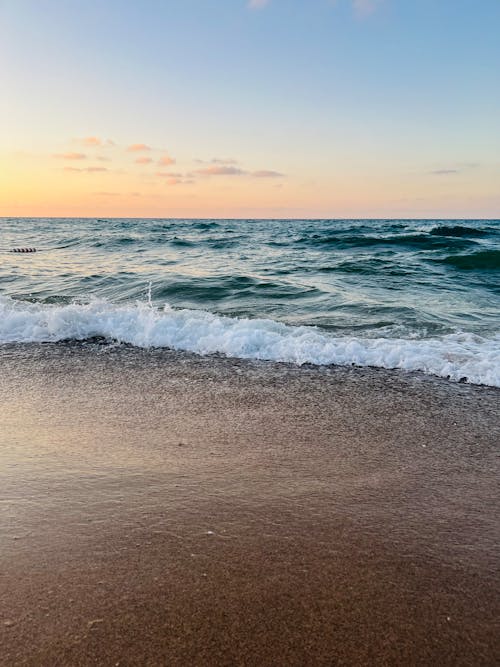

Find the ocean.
[{"left": 0, "top": 217, "right": 499, "bottom": 386}]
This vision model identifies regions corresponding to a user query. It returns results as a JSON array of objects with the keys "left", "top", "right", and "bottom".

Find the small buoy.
[{"left": 11, "top": 247, "right": 37, "bottom": 253}]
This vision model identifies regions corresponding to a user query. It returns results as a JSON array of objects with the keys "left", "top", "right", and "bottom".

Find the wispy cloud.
[
  {"left": 156, "top": 171, "right": 183, "bottom": 178},
  {"left": 154, "top": 170, "right": 193, "bottom": 186},
  {"left": 428, "top": 163, "right": 479, "bottom": 176},
  {"left": 252, "top": 170, "right": 284, "bottom": 178},
  {"left": 194, "top": 165, "right": 284, "bottom": 178},
  {"left": 63, "top": 166, "right": 109, "bottom": 173},
  {"left": 248, "top": 0, "right": 270, "bottom": 9},
  {"left": 195, "top": 165, "right": 247, "bottom": 176},
  {"left": 135, "top": 157, "right": 153, "bottom": 164},
  {"left": 127, "top": 143, "right": 151, "bottom": 152},
  {"left": 212, "top": 158, "right": 238, "bottom": 165},
  {"left": 247, "top": 0, "right": 382, "bottom": 17},
  {"left": 163, "top": 176, "right": 194, "bottom": 186},
  {"left": 195, "top": 158, "right": 238, "bottom": 165},
  {"left": 76, "top": 137, "right": 115, "bottom": 147},
  {"left": 159, "top": 155, "right": 176, "bottom": 166},
  {"left": 351, "top": 0, "right": 383, "bottom": 18},
  {"left": 54, "top": 152, "right": 86, "bottom": 160},
  {"left": 81, "top": 136, "right": 102, "bottom": 146}
]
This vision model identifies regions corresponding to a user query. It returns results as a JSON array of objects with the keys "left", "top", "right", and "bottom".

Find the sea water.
[{"left": 0, "top": 218, "right": 498, "bottom": 386}]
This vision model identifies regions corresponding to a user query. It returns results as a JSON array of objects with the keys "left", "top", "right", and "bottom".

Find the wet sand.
[{"left": 0, "top": 342, "right": 499, "bottom": 666}]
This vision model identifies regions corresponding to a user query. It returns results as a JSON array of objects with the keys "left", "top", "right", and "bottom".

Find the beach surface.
[{"left": 1, "top": 343, "right": 499, "bottom": 666}]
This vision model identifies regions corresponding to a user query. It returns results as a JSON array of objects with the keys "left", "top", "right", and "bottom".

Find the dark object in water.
[{"left": 10, "top": 247, "right": 37, "bottom": 253}]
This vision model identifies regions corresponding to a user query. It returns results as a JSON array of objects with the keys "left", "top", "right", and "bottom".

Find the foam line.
[{"left": 0, "top": 296, "right": 498, "bottom": 387}]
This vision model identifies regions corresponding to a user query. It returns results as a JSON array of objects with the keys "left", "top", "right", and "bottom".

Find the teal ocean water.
[{"left": 1, "top": 218, "right": 499, "bottom": 386}]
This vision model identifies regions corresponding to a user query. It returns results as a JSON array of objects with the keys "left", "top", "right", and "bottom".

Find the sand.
[{"left": 0, "top": 342, "right": 499, "bottom": 666}]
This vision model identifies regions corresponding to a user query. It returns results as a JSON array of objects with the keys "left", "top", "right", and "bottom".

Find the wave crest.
[
  {"left": 440, "top": 249, "right": 500, "bottom": 271},
  {"left": 0, "top": 297, "right": 498, "bottom": 387},
  {"left": 429, "top": 225, "right": 491, "bottom": 238}
]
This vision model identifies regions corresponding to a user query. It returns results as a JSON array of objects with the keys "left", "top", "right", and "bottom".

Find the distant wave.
[
  {"left": 1, "top": 296, "right": 498, "bottom": 387},
  {"left": 169, "top": 237, "right": 196, "bottom": 247},
  {"left": 440, "top": 249, "right": 500, "bottom": 271},
  {"left": 297, "top": 233, "right": 476, "bottom": 251},
  {"left": 429, "top": 224, "right": 492, "bottom": 238}
]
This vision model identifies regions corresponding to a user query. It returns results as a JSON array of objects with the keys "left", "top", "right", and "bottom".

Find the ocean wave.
[
  {"left": 169, "top": 237, "right": 195, "bottom": 247},
  {"left": 429, "top": 224, "right": 492, "bottom": 238},
  {"left": 439, "top": 249, "right": 500, "bottom": 271},
  {"left": 0, "top": 297, "right": 498, "bottom": 387},
  {"left": 194, "top": 221, "right": 221, "bottom": 230},
  {"left": 298, "top": 233, "right": 476, "bottom": 251}
]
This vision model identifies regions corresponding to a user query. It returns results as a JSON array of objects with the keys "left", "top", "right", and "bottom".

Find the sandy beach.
[
  {"left": 1, "top": 342, "right": 499, "bottom": 666},
  {"left": 4, "top": 0, "right": 499, "bottom": 663}
]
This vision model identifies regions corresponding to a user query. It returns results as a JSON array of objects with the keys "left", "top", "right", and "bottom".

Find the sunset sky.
[{"left": 1, "top": 0, "right": 499, "bottom": 218}]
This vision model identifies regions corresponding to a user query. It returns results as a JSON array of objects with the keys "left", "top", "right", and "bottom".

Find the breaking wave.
[{"left": 1, "top": 296, "right": 498, "bottom": 387}]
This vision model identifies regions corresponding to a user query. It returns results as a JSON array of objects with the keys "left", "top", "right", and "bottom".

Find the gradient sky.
[{"left": 1, "top": 0, "right": 499, "bottom": 218}]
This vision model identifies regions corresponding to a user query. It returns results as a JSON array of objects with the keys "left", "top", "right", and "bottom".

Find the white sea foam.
[{"left": 0, "top": 296, "right": 499, "bottom": 387}]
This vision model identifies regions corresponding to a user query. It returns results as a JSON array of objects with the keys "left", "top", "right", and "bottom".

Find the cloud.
[
  {"left": 135, "top": 157, "right": 153, "bottom": 164},
  {"left": 155, "top": 171, "right": 192, "bottom": 186},
  {"left": 248, "top": 0, "right": 270, "bottom": 8},
  {"left": 252, "top": 170, "right": 284, "bottom": 178},
  {"left": 127, "top": 143, "right": 151, "bottom": 152},
  {"left": 94, "top": 191, "right": 119, "bottom": 196},
  {"left": 352, "top": 0, "right": 383, "bottom": 18},
  {"left": 96, "top": 156, "right": 111, "bottom": 162},
  {"left": 195, "top": 157, "right": 238, "bottom": 165},
  {"left": 63, "top": 166, "right": 109, "bottom": 173},
  {"left": 75, "top": 137, "right": 115, "bottom": 147},
  {"left": 165, "top": 178, "right": 194, "bottom": 186},
  {"left": 428, "top": 163, "right": 479, "bottom": 176},
  {"left": 247, "top": 0, "right": 382, "bottom": 17},
  {"left": 54, "top": 152, "right": 87, "bottom": 160},
  {"left": 158, "top": 154, "right": 176, "bottom": 166},
  {"left": 81, "top": 136, "right": 102, "bottom": 146},
  {"left": 195, "top": 165, "right": 247, "bottom": 176},
  {"left": 193, "top": 165, "right": 284, "bottom": 178}
]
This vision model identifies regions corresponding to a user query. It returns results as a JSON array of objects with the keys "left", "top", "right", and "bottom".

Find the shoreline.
[{"left": 1, "top": 343, "right": 499, "bottom": 665}]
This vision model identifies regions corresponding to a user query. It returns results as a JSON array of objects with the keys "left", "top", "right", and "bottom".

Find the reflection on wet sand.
[{"left": 1, "top": 343, "right": 499, "bottom": 665}]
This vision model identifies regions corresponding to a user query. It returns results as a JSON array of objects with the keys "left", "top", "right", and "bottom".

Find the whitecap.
[{"left": 0, "top": 296, "right": 498, "bottom": 387}]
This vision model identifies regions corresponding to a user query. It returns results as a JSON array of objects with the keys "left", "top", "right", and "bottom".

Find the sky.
[{"left": 1, "top": 0, "right": 499, "bottom": 218}]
